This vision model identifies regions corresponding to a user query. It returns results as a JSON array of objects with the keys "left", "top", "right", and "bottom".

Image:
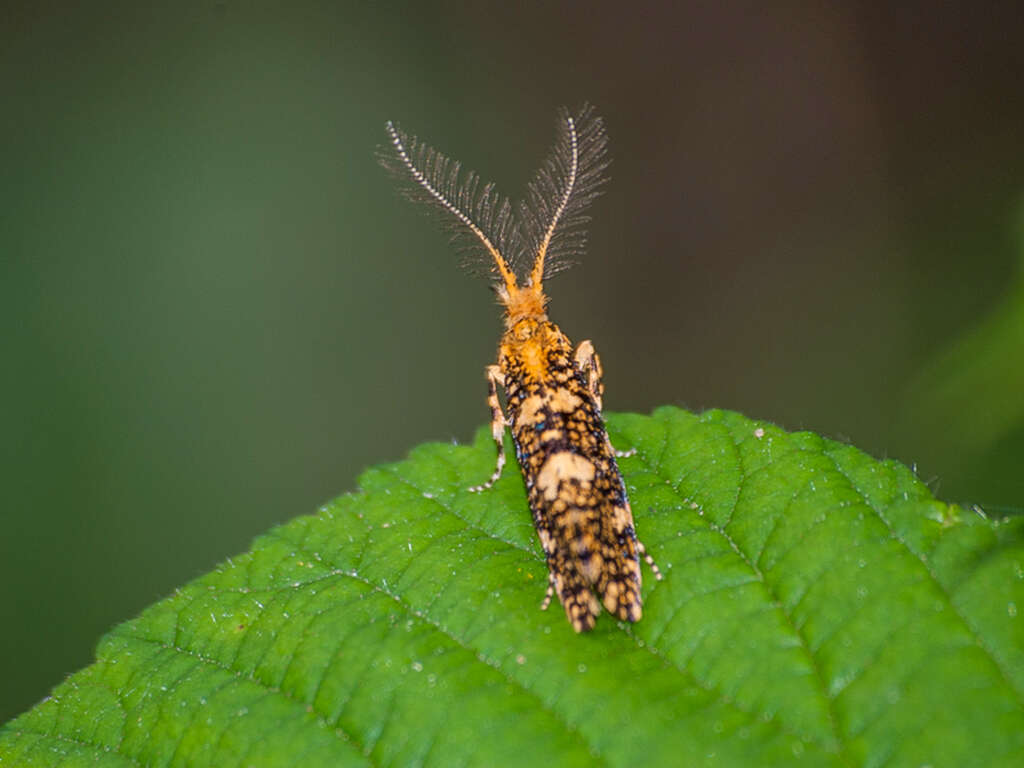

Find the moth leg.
[
  {"left": 574, "top": 339, "right": 636, "bottom": 458},
  {"left": 573, "top": 339, "right": 605, "bottom": 409},
  {"left": 536, "top": 526, "right": 558, "bottom": 611},
  {"left": 469, "top": 365, "right": 509, "bottom": 492},
  {"left": 540, "top": 569, "right": 556, "bottom": 611},
  {"left": 637, "top": 536, "right": 663, "bottom": 581}
]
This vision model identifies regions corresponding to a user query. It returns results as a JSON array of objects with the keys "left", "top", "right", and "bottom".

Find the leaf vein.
[{"left": 822, "top": 446, "right": 1024, "bottom": 712}]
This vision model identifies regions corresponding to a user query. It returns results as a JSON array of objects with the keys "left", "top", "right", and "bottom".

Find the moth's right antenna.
[{"left": 518, "top": 104, "right": 610, "bottom": 286}]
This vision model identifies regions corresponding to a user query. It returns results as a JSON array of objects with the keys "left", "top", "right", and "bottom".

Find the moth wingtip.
[
  {"left": 571, "top": 613, "right": 597, "bottom": 633},
  {"left": 609, "top": 598, "right": 642, "bottom": 624}
]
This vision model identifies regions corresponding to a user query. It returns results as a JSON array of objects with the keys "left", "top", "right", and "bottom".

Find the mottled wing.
[
  {"left": 594, "top": 499, "right": 643, "bottom": 622},
  {"left": 506, "top": 338, "right": 643, "bottom": 631}
]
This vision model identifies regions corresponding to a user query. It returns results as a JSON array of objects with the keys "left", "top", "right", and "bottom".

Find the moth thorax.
[
  {"left": 501, "top": 283, "right": 549, "bottom": 327},
  {"left": 506, "top": 316, "right": 549, "bottom": 344}
]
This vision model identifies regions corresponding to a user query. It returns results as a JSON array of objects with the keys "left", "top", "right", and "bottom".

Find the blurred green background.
[{"left": 3, "top": 1, "right": 1023, "bottom": 723}]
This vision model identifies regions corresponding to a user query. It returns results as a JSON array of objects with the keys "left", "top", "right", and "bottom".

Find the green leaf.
[{"left": 2, "top": 407, "right": 1022, "bottom": 767}]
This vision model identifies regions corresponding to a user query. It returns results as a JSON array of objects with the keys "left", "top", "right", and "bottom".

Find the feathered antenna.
[
  {"left": 518, "top": 104, "right": 610, "bottom": 287},
  {"left": 380, "top": 121, "right": 519, "bottom": 291}
]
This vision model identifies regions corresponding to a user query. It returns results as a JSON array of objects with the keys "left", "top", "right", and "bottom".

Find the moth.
[{"left": 380, "top": 105, "right": 660, "bottom": 632}]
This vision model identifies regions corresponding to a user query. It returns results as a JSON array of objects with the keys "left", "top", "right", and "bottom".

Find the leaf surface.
[{"left": 2, "top": 407, "right": 1022, "bottom": 767}]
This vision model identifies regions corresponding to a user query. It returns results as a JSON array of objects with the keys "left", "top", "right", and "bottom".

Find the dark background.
[{"left": 3, "top": 1, "right": 1023, "bottom": 723}]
